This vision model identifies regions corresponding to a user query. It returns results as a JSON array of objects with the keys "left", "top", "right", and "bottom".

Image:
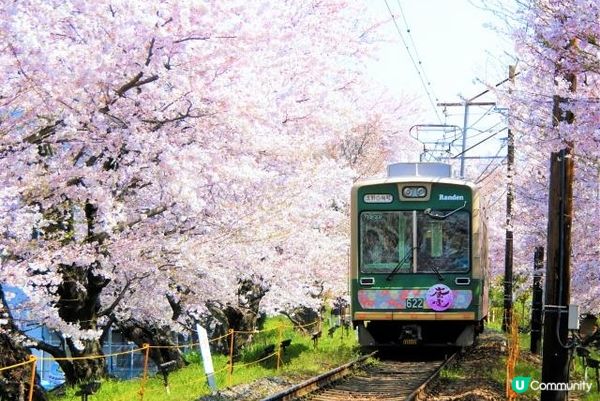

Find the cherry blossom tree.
[
  {"left": 0, "top": 0, "right": 418, "bottom": 389},
  {"left": 497, "top": 0, "right": 600, "bottom": 312}
]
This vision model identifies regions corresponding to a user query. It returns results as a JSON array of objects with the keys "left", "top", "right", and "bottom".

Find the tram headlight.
[{"left": 402, "top": 186, "right": 428, "bottom": 198}]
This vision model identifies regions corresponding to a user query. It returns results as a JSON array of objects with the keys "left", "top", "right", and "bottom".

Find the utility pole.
[
  {"left": 460, "top": 103, "right": 469, "bottom": 178},
  {"left": 541, "top": 41, "right": 577, "bottom": 400},
  {"left": 530, "top": 246, "right": 544, "bottom": 354},
  {"left": 437, "top": 97, "right": 496, "bottom": 178},
  {"left": 502, "top": 65, "right": 516, "bottom": 332},
  {"left": 437, "top": 74, "right": 516, "bottom": 178},
  {"left": 541, "top": 147, "right": 574, "bottom": 401}
]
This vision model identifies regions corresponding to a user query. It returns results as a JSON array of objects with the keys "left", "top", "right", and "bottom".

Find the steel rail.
[
  {"left": 404, "top": 351, "right": 458, "bottom": 401},
  {"left": 259, "top": 351, "right": 377, "bottom": 401},
  {"left": 260, "top": 350, "right": 459, "bottom": 401}
]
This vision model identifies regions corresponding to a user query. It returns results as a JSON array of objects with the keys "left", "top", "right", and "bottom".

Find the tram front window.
[
  {"left": 360, "top": 211, "right": 412, "bottom": 273},
  {"left": 359, "top": 210, "right": 470, "bottom": 273},
  {"left": 416, "top": 211, "right": 470, "bottom": 272}
]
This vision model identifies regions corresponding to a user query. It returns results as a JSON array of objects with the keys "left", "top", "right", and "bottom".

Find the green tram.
[{"left": 349, "top": 163, "right": 489, "bottom": 347}]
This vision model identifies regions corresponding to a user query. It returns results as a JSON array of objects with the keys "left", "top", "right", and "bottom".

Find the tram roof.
[{"left": 352, "top": 176, "right": 478, "bottom": 191}]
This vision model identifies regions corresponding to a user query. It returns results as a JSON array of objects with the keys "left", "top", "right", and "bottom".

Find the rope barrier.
[
  {"left": 0, "top": 317, "right": 325, "bottom": 398},
  {"left": 291, "top": 320, "right": 320, "bottom": 329},
  {"left": 37, "top": 347, "right": 145, "bottom": 361},
  {"left": 233, "top": 352, "right": 278, "bottom": 369},
  {"left": 1, "top": 320, "right": 320, "bottom": 369},
  {"left": 234, "top": 329, "right": 263, "bottom": 334},
  {"left": 213, "top": 364, "right": 231, "bottom": 374},
  {"left": 0, "top": 358, "right": 36, "bottom": 372},
  {"left": 208, "top": 331, "right": 235, "bottom": 343}
]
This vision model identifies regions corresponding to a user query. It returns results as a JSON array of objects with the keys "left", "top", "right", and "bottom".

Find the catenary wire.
[{"left": 384, "top": 0, "right": 443, "bottom": 123}]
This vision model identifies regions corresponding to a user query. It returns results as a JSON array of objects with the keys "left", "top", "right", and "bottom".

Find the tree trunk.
[
  {"left": 200, "top": 276, "right": 268, "bottom": 355},
  {"left": 281, "top": 283, "right": 325, "bottom": 335},
  {"left": 0, "top": 288, "right": 48, "bottom": 401},
  {"left": 115, "top": 319, "right": 187, "bottom": 372},
  {"left": 44, "top": 264, "right": 110, "bottom": 385},
  {"left": 281, "top": 306, "right": 321, "bottom": 335}
]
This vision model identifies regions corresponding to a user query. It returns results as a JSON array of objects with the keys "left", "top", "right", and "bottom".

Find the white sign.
[
  {"left": 364, "top": 194, "right": 393, "bottom": 203},
  {"left": 196, "top": 324, "right": 217, "bottom": 393},
  {"left": 439, "top": 194, "right": 464, "bottom": 201}
]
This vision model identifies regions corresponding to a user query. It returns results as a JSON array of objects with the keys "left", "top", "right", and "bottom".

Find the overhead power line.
[
  {"left": 384, "top": 0, "right": 443, "bottom": 123},
  {"left": 475, "top": 144, "right": 507, "bottom": 183},
  {"left": 395, "top": 0, "right": 438, "bottom": 102},
  {"left": 452, "top": 127, "right": 507, "bottom": 160}
]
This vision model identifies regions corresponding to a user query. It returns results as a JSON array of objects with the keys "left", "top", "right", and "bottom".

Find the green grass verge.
[
  {"left": 49, "top": 316, "right": 358, "bottom": 401},
  {"left": 465, "top": 321, "right": 598, "bottom": 400}
]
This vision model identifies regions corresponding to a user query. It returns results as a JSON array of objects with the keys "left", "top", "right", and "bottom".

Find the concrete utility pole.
[
  {"left": 437, "top": 97, "right": 496, "bottom": 178},
  {"left": 437, "top": 73, "right": 517, "bottom": 178},
  {"left": 530, "top": 246, "right": 544, "bottom": 354},
  {"left": 502, "top": 65, "right": 516, "bottom": 332}
]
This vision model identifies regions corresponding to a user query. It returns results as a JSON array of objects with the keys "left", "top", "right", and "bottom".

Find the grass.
[
  {"left": 565, "top": 345, "right": 600, "bottom": 400},
  {"left": 49, "top": 316, "right": 359, "bottom": 401},
  {"left": 48, "top": 315, "right": 600, "bottom": 401},
  {"left": 479, "top": 319, "right": 600, "bottom": 400},
  {"left": 513, "top": 325, "right": 600, "bottom": 400},
  {"left": 439, "top": 365, "right": 466, "bottom": 381},
  {"left": 433, "top": 319, "right": 540, "bottom": 399},
  {"left": 482, "top": 320, "right": 542, "bottom": 400}
]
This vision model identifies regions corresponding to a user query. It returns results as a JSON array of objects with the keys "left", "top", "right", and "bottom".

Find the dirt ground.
[
  {"left": 196, "top": 376, "right": 295, "bottom": 401},
  {"left": 424, "top": 331, "right": 515, "bottom": 401},
  {"left": 198, "top": 331, "right": 546, "bottom": 401}
]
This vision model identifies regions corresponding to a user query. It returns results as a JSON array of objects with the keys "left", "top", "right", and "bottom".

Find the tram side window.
[
  {"left": 360, "top": 212, "right": 412, "bottom": 272},
  {"left": 416, "top": 211, "right": 470, "bottom": 272}
]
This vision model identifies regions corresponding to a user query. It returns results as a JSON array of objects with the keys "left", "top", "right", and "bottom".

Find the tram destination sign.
[{"left": 363, "top": 194, "right": 393, "bottom": 203}]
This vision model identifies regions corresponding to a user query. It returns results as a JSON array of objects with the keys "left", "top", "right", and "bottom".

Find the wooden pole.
[
  {"left": 530, "top": 246, "right": 544, "bottom": 354},
  {"left": 502, "top": 65, "right": 516, "bottom": 332},
  {"left": 227, "top": 329, "right": 234, "bottom": 387},
  {"left": 27, "top": 356, "right": 37, "bottom": 401},
  {"left": 541, "top": 148, "right": 574, "bottom": 401},
  {"left": 541, "top": 35, "right": 577, "bottom": 400},
  {"left": 139, "top": 344, "right": 150, "bottom": 401},
  {"left": 276, "top": 324, "right": 283, "bottom": 371}
]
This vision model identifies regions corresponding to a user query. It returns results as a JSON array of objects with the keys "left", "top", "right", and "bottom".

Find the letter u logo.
[{"left": 511, "top": 377, "right": 531, "bottom": 394}]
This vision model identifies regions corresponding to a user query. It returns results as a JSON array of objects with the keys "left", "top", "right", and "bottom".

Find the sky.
[{"left": 366, "top": 0, "right": 515, "bottom": 170}]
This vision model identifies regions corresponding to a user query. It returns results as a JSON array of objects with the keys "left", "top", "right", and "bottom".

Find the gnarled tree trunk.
[
  {"left": 115, "top": 319, "right": 187, "bottom": 372},
  {"left": 281, "top": 282, "right": 325, "bottom": 335},
  {"left": 34, "top": 264, "right": 109, "bottom": 385},
  {"left": 0, "top": 288, "right": 48, "bottom": 401},
  {"left": 200, "top": 276, "right": 268, "bottom": 355}
]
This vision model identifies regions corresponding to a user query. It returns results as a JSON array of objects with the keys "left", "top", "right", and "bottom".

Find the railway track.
[{"left": 261, "top": 351, "right": 457, "bottom": 401}]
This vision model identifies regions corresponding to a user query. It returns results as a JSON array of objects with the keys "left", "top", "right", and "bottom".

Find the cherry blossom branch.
[
  {"left": 98, "top": 280, "right": 132, "bottom": 318},
  {"left": 88, "top": 203, "right": 172, "bottom": 243},
  {"left": 145, "top": 38, "right": 155, "bottom": 66},
  {"left": 23, "top": 120, "right": 64, "bottom": 144},
  {"left": 174, "top": 35, "right": 236, "bottom": 43},
  {"left": 141, "top": 101, "right": 211, "bottom": 131},
  {"left": 115, "top": 72, "right": 159, "bottom": 97}
]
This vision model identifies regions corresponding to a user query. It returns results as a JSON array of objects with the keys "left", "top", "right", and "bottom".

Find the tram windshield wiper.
[
  {"left": 386, "top": 246, "right": 418, "bottom": 281},
  {"left": 424, "top": 201, "right": 467, "bottom": 220},
  {"left": 429, "top": 263, "right": 444, "bottom": 282}
]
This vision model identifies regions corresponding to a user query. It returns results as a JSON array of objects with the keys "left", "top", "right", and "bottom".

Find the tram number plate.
[{"left": 405, "top": 298, "right": 424, "bottom": 309}]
